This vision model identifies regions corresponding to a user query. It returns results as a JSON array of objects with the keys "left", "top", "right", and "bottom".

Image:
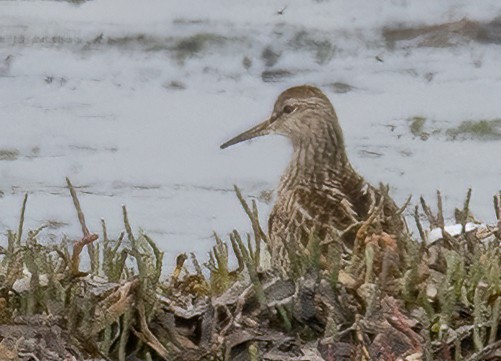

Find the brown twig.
[
  {"left": 66, "top": 177, "right": 90, "bottom": 237},
  {"left": 397, "top": 194, "right": 412, "bottom": 216},
  {"left": 420, "top": 196, "right": 437, "bottom": 228},
  {"left": 466, "top": 334, "right": 501, "bottom": 361},
  {"left": 171, "top": 253, "right": 187, "bottom": 285},
  {"left": 461, "top": 188, "right": 472, "bottom": 234},
  {"left": 493, "top": 192, "right": 501, "bottom": 223},
  {"left": 92, "top": 279, "right": 138, "bottom": 334},
  {"left": 70, "top": 234, "right": 99, "bottom": 277},
  {"left": 190, "top": 252, "right": 203, "bottom": 276},
  {"left": 17, "top": 193, "right": 28, "bottom": 246},
  {"left": 414, "top": 205, "right": 427, "bottom": 243},
  {"left": 436, "top": 190, "right": 456, "bottom": 248},
  {"left": 136, "top": 299, "right": 171, "bottom": 360},
  {"left": 66, "top": 177, "right": 98, "bottom": 276},
  {"left": 436, "top": 190, "right": 444, "bottom": 228}
]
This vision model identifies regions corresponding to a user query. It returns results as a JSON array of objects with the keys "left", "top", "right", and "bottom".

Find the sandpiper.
[{"left": 221, "top": 85, "right": 404, "bottom": 268}]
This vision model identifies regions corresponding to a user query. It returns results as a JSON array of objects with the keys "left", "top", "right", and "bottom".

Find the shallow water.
[{"left": 1, "top": 0, "right": 501, "bottom": 268}]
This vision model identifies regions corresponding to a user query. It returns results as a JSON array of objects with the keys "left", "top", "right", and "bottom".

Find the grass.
[{"left": 1, "top": 180, "right": 501, "bottom": 360}]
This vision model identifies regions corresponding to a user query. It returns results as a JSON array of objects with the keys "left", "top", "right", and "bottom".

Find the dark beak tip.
[
  {"left": 220, "top": 119, "right": 269, "bottom": 151},
  {"left": 220, "top": 140, "right": 233, "bottom": 149}
]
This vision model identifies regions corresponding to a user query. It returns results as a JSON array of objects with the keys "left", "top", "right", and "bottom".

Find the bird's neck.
[{"left": 279, "top": 129, "right": 365, "bottom": 195}]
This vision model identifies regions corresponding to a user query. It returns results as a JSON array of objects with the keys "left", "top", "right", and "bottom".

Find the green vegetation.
[
  {"left": 0, "top": 148, "right": 19, "bottom": 161},
  {"left": 446, "top": 119, "right": 501, "bottom": 140},
  {"left": 405, "top": 117, "right": 501, "bottom": 142},
  {"left": 1, "top": 180, "right": 501, "bottom": 360},
  {"left": 409, "top": 116, "right": 427, "bottom": 137}
]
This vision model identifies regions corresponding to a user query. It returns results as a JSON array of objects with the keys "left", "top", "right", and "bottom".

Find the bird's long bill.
[{"left": 220, "top": 119, "right": 271, "bottom": 149}]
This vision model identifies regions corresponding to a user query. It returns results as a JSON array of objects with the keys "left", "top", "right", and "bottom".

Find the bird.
[{"left": 221, "top": 85, "right": 405, "bottom": 270}]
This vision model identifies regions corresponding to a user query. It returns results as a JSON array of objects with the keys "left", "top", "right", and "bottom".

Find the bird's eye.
[{"left": 283, "top": 105, "right": 295, "bottom": 114}]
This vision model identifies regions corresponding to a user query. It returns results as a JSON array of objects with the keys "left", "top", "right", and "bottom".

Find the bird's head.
[{"left": 220, "top": 85, "right": 344, "bottom": 150}]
